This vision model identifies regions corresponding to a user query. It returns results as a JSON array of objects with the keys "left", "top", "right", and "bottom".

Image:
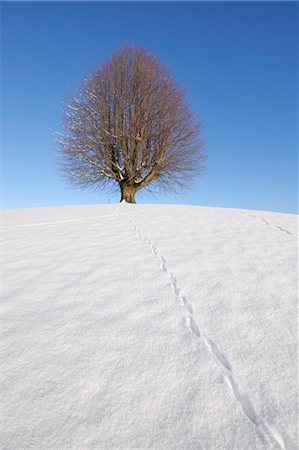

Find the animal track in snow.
[
  {"left": 180, "top": 294, "right": 193, "bottom": 314},
  {"left": 245, "top": 213, "right": 294, "bottom": 237},
  {"left": 126, "top": 214, "right": 234, "bottom": 374},
  {"left": 275, "top": 225, "right": 293, "bottom": 236},
  {"left": 205, "top": 338, "right": 231, "bottom": 371},
  {"left": 225, "top": 375, "right": 258, "bottom": 424},
  {"left": 18, "top": 217, "right": 98, "bottom": 228},
  {"left": 186, "top": 316, "right": 201, "bottom": 337},
  {"left": 15, "top": 206, "right": 123, "bottom": 229},
  {"left": 159, "top": 256, "right": 167, "bottom": 272},
  {"left": 125, "top": 213, "right": 287, "bottom": 450},
  {"left": 126, "top": 217, "right": 192, "bottom": 320}
]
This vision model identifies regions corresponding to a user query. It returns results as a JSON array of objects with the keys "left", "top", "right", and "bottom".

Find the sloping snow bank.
[{"left": 2, "top": 204, "right": 298, "bottom": 449}]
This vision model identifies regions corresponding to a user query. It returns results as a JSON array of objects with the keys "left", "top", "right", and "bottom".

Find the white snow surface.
[{"left": 1, "top": 203, "right": 298, "bottom": 450}]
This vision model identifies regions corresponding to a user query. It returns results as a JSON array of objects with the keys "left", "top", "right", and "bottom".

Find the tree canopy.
[{"left": 55, "top": 46, "right": 206, "bottom": 203}]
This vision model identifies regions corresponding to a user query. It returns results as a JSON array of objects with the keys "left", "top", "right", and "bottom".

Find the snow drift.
[{"left": 2, "top": 203, "right": 298, "bottom": 449}]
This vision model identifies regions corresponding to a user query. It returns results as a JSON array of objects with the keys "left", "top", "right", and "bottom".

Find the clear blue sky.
[{"left": 2, "top": 1, "right": 298, "bottom": 213}]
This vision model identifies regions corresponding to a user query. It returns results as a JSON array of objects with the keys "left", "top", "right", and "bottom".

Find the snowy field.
[{"left": 1, "top": 203, "right": 298, "bottom": 450}]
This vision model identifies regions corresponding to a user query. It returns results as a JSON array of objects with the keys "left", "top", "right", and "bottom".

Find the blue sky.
[{"left": 2, "top": 1, "right": 298, "bottom": 213}]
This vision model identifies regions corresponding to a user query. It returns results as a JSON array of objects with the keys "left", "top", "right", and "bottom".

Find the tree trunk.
[{"left": 119, "top": 183, "right": 137, "bottom": 203}]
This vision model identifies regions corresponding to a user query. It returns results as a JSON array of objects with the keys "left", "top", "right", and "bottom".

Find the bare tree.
[{"left": 55, "top": 46, "right": 206, "bottom": 203}]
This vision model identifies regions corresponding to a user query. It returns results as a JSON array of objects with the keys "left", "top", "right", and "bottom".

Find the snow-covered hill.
[{"left": 2, "top": 204, "right": 298, "bottom": 449}]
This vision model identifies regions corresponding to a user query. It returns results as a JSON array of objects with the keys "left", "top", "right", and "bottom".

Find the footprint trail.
[
  {"left": 126, "top": 212, "right": 288, "bottom": 450},
  {"left": 245, "top": 213, "right": 294, "bottom": 237}
]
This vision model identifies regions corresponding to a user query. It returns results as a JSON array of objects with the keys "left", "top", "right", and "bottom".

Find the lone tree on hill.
[{"left": 55, "top": 46, "right": 206, "bottom": 203}]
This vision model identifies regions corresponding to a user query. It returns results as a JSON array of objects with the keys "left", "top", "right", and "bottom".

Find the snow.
[
  {"left": 67, "top": 104, "right": 78, "bottom": 111},
  {"left": 1, "top": 203, "right": 298, "bottom": 449}
]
